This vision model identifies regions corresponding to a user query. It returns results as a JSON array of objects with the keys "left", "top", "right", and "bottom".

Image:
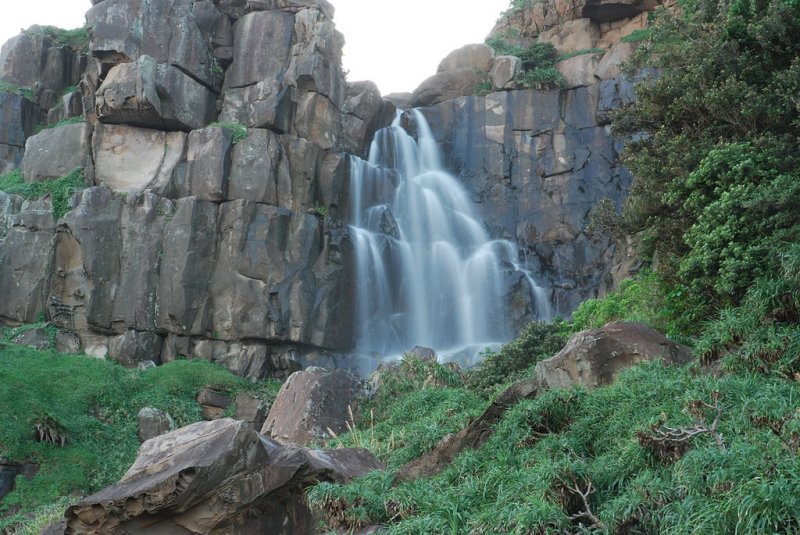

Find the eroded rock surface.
[
  {"left": 262, "top": 367, "right": 362, "bottom": 445},
  {"left": 62, "top": 418, "right": 385, "bottom": 534}
]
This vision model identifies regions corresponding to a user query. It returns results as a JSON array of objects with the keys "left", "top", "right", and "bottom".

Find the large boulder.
[
  {"left": 94, "top": 56, "right": 216, "bottom": 131},
  {"left": 411, "top": 68, "right": 485, "bottom": 107},
  {"left": 534, "top": 322, "right": 693, "bottom": 390},
  {"left": 62, "top": 419, "right": 385, "bottom": 534},
  {"left": 261, "top": 367, "right": 362, "bottom": 445},
  {"left": 21, "top": 123, "right": 91, "bottom": 182},
  {"left": 437, "top": 43, "right": 495, "bottom": 73}
]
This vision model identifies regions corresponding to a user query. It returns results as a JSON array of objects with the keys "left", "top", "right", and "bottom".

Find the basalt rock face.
[
  {"left": 0, "top": 0, "right": 394, "bottom": 376},
  {"left": 416, "top": 75, "right": 640, "bottom": 316}
]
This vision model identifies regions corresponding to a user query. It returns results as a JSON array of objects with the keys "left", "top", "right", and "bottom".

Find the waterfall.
[{"left": 350, "top": 110, "right": 551, "bottom": 363}]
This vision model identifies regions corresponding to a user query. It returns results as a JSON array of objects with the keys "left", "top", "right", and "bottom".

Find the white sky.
[{"left": 0, "top": 0, "right": 509, "bottom": 95}]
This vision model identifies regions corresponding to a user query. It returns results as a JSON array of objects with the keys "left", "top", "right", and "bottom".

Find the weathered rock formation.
[
  {"left": 59, "top": 418, "right": 385, "bottom": 534},
  {"left": 0, "top": 0, "right": 394, "bottom": 376},
  {"left": 2, "top": 0, "right": 660, "bottom": 374},
  {"left": 261, "top": 367, "right": 362, "bottom": 445}
]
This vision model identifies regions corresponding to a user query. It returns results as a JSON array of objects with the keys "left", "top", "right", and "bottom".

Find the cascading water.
[{"left": 350, "top": 110, "right": 551, "bottom": 363}]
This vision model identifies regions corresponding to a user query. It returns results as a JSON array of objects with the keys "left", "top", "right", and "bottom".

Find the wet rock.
[
  {"left": 437, "top": 43, "right": 495, "bottom": 73},
  {"left": 21, "top": 123, "right": 91, "bottom": 182},
  {"left": 384, "top": 92, "right": 412, "bottom": 110},
  {"left": 341, "top": 80, "right": 396, "bottom": 156},
  {"left": 137, "top": 407, "right": 175, "bottom": 442},
  {"left": 62, "top": 418, "right": 384, "bottom": 534},
  {"left": 534, "top": 322, "right": 693, "bottom": 390},
  {"left": 407, "top": 346, "right": 437, "bottom": 361},
  {"left": 261, "top": 367, "right": 362, "bottom": 445}
]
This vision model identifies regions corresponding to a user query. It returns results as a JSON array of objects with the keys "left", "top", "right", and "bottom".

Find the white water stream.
[{"left": 350, "top": 111, "right": 551, "bottom": 363}]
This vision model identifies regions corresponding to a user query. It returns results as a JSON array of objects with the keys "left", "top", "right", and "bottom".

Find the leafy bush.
[
  {"left": 614, "top": 0, "right": 800, "bottom": 317},
  {"left": 621, "top": 27, "right": 653, "bottom": 43},
  {"left": 485, "top": 38, "right": 565, "bottom": 89},
  {"left": 0, "top": 342, "right": 278, "bottom": 528},
  {"left": 0, "top": 168, "right": 86, "bottom": 220},
  {"left": 473, "top": 78, "right": 493, "bottom": 96},
  {"left": 208, "top": 122, "right": 249, "bottom": 144},
  {"left": 466, "top": 321, "right": 566, "bottom": 395},
  {"left": 569, "top": 270, "right": 704, "bottom": 342}
]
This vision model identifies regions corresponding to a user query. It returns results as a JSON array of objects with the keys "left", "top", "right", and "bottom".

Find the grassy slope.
[
  {"left": 309, "top": 356, "right": 800, "bottom": 535},
  {"left": 0, "top": 327, "right": 278, "bottom": 532}
]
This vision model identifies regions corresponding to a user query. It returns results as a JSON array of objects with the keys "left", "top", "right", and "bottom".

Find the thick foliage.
[
  {"left": 485, "top": 38, "right": 565, "bottom": 89},
  {"left": 0, "top": 340, "right": 278, "bottom": 529},
  {"left": 615, "top": 0, "right": 800, "bottom": 309},
  {"left": 466, "top": 321, "right": 566, "bottom": 395}
]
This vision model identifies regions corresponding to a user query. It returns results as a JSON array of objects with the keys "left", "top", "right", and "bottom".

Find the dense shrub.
[
  {"left": 485, "top": 37, "right": 565, "bottom": 89},
  {"left": 466, "top": 321, "right": 566, "bottom": 395}
]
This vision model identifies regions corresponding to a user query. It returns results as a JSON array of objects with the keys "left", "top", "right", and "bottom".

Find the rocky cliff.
[{"left": 0, "top": 0, "right": 658, "bottom": 377}]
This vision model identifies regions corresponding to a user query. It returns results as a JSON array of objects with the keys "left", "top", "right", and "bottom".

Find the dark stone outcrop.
[
  {"left": 261, "top": 367, "right": 362, "bottom": 445},
  {"left": 61, "top": 418, "right": 385, "bottom": 534},
  {"left": 417, "top": 78, "right": 639, "bottom": 317},
  {"left": 0, "top": 92, "right": 42, "bottom": 173}
]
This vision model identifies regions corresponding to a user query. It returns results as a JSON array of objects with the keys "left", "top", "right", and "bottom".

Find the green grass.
[
  {"left": 308, "top": 361, "right": 800, "bottom": 534},
  {"left": 0, "top": 81, "right": 34, "bottom": 101},
  {"left": 0, "top": 168, "right": 86, "bottom": 220},
  {"left": 0, "top": 338, "right": 279, "bottom": 531},
  {"left": 556, "top": 48, "right": 605, "bottom": 62},
  {"left": 208, "top": 122, "right": 249, "bottom": 144}
]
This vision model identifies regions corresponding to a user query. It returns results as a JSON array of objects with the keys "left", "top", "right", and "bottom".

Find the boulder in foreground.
[{"left": 62, "top": 418, "right": 384, "bottom": 534}]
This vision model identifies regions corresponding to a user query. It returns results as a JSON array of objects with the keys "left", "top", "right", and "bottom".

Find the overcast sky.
[{"left": 0, "top": 0, "right": 509, "bottom": 95}]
